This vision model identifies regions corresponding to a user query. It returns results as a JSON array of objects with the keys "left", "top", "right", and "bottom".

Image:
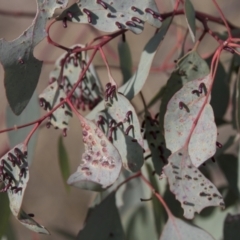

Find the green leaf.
[
  {"left": 67, "top": 117, "right": 122, "bottom": 191},
  {"left": 77, "top": 193, "right": 125, "bottom": 240},
  {"left": 87, "top": 18, "right": 171, "bottom": 120},
  {"left": 236, "top": 68, "right": 240, "bottom": 131},
  {"left": 118, "top": 39, "right": 133, "bottom": 84},
  {"left": 58, "top": 136, "right": 71, "bottom": 191},
  {"left": 218, "top": 154, "right": 239, "bottom": 198},
  {"left": 163, "top": 149, "right": 224, "bottom": 219},
  {"left": 159, "top": 50, "right": 209, "bottom": 132},
  {"left": 0, "top": 0, "right": 68, "bottom": 115},
  {"left": 184, "top": 0, "right": 196, "bottom": 42},
  {"left": 0, "top": 144, "right": 49, "bottom": 234},
  {"left": 164, "top": 74, "right": 217, "bottom": 167},
  {"left": 206, "top": 58, "right": 229, "bottom": 120},
  {"left": 57, "top": 1, "right": 162, "bottom": 34},
  {"left": 0, "top": 193, "right": 11, "bottom": 238},
  {"left": 6, "top": 91, "right": 40, "bottom": 166},
  {"left": 224, "top": 213, "right": 240, "bottom": 240},
  {"left": 160, "top": 216, "right": 214, "bottom": 240}
]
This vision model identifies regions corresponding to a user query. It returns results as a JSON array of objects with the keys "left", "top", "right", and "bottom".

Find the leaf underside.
[
  {"left": 0, "top": 0, "right": 68, "bottom": 115},
  {"left": 68, "top": 117, "right": 122, "bottom": 191}
]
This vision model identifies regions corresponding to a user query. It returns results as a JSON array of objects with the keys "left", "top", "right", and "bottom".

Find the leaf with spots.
[
  {"left": 160, "top": 216, "right": 214, "bottom": 240},
  {"left": 86, "top": 18, "right": 171, "bottom": 120},
  {"left": 164, "top": 74, "right": 217, "bottom": 167},
  {"left": 184, "top": 0, "right": 196, "bottom": 42},
  {"left": 57, "top": 0, "right": 162, "bottom": 34},
  {"left": 0, "top": 0, "right": 68, "bottom": 115},
  {"left": 49, "top": 45, "right": 103, "bottom": 111},
  {"left": 39, "top": 81, "right": 72, "bottom": 130},
  {"left": 163, "top": 149, "right": 224, "bottom": 219},
  {"left": 77, "top": 192, "right": 125, "bottom": 239},
  {"left": 96, "top": 92, "right": 144, "bottom": 172},
  {"left": 0, "top": 143, "right": 49, "bottom": 234},
  {"left": 144, "top": 111, "right": 170, "bottom": 175},
  {"left": 159, "top": 50, "right": 209, "bottom": 132},
  {"left": 67, "top": 117, "right": 122, "bottom": 191}
]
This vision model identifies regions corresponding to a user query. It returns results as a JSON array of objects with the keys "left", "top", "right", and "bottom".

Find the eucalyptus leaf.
[
  {"left": 87, "top": 18, "right": 172, "bottom": 120},
  {"left": 67, "top": 117, "right": 122, "bottom": 191},
  {"left": 0, "top": 0, "right": 68, "bottom": 115},
  {"left": 0, "top": 144, "right": 49, "bottom": 234},
  {"left": 58, "top": 136, "right": 71, "bottom": 191},
  {"left": 163, "top": 149, "right": 224, "bottom": 219},
  {"left": 77, "top": 193, "right": 125, "bottom": 240},
  {"left": 184, "top": 0, "right": 196, "bottom": 42},
  {"left": 164, "top": 74, "right": 217, "bottom": 167},
  {"left": 118, "top": 39, "right": 133, "bottom": 84},
  {"left": 160, "top": 216, "right": 214, "bottom": 240},
  {"left": 57, "top": 0, "right": 162, "bottom": 34}
]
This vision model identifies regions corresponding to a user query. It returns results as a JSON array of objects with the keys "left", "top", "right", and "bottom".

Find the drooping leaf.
[
  {"left": 144, "top": 111, "right": 170, "bottom": 175},
  {"left": 164, "top": 74, "right": 217, "bottom": 167},
  {"left": 86, "top": 18, "right": 171, "bottom": 120},
  {"left": 236, "top": 67, "right": 240, "bottom": 131},
  {"left": 184, "top": 0, "right": 196, "bottom": 42},
  {"left": 163, "top": 149, "right": 224, "bottom": 219},
  {"left": 96, "top": 92, "right": 144, "bottom": 172},
  {"left": 49, "top": 45, "right": 103, "bottom": 111},
  {"left": 58, "top": 136, "right": 71, "bottom": 191},
  {"left": 39, "top": 81, "right": 72, "bottom": 130},
  {"left": 0, "top": 0, "right": 68, "bottom": 115},
  {"left": 118, "top": 39, "right": 133, "bottom": 84},
  {"left": 160, "top": 216, "right": 214, "bottom": 240},
  {"left": 159, "top": 50, "right": 209, "bottom": 132},
  {"left": 0, "top": 193, "right": 11, "bottom": 238},
  {"left": 77, "top": 193, "right": 125, "bottom": 240},
  {"left": 57, "top": 1, "right": 162, "bottom": 34},
  {"left": 6, "top": 91, "right": 40, "bottom": 165},
  {"left": 0, "top": 144, "right": 49, "bottom": 234},
  {"left": 206, "top": 58, "right": 229, "bottom": 120},
  {"left": 224, "top": 213, "right": 240, "bottom": 240},
  {"left": 217, "top": 154, "right": 239, "bottom": 198},
  {"left": 67, "top": 117, "right": 122, "bottom": 191}
]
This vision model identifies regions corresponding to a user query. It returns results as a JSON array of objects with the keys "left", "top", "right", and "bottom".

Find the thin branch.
[{"left": 0, "top": 9, "right": 36, "bottom": 18}]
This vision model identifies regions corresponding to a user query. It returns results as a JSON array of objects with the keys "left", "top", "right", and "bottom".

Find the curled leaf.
[
  {"left": 163, "top": 149, "right": 224, "bottom": 219},
  {"left": 57, "top": 1, "right": 162, "bottom": 34},
  {"left": 0, "top": 144, "right": 49, "bottom": 234},
  {"left": 68, "top": 117, "right": 122, "bottom": 191}
]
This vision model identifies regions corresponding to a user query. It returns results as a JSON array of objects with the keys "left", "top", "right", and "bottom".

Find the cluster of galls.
[{"left": 0, "top": 148, "right": 27, "bottom": 194}]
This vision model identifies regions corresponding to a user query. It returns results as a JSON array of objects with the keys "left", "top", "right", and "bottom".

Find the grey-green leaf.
[
  {"left": 87, "top": 18, "right": 171, "bottom": 120},
  {"left": 184, "top": 0, "right": 196, "bottom": 42},
  {"left": 58, "top": 136, "right": 71, "bottom": 191},
  {"left": 57, "top": 1, "right": 162, "bottom": 34},
  {"left": 77, "top": 193, "right": 125, "bottom": 240},
  {"left": 224, "top": 213, "right": 240, "bottom": 240},
  {"left": 160, "top": 216, "right": 214, "bottom": 240},
  {"left": 0, "top": 0, "right": 68, "bottom": 115},
  {"left": 118, "top": 39, "right": 133, "bottom": 84}
]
